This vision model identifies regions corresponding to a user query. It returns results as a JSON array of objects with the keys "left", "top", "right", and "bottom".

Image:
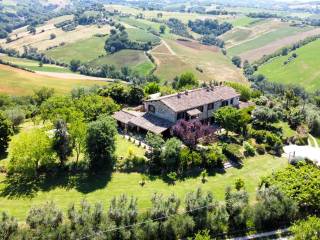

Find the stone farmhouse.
[{"left": 113, "top": 86, "right": 241, "bottom": 135}]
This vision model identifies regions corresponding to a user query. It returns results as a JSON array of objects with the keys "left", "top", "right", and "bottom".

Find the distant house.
[{"left": 114, "top": 86, "right": 240, "bottom": 135}]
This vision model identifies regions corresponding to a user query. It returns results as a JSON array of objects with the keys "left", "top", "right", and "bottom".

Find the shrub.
[
  {"left": 243, "top": 141, "right": 255, "bottom": 157},
  {"left": 223, "top": 144, "right": 244, "bottom": 162},
  {"left": 256, "top": 144, "right": 266, "bottom": 155}
]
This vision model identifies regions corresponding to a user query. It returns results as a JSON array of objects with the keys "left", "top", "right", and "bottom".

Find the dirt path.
[
  {"left": 35, "top": 71, "right": 115, "bottom": 82},
  {"left": 161, "top": 40, "right": 176, "bottom": 56}
]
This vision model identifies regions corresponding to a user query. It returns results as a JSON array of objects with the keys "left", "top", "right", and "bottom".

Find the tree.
[
  {"left": 291, "top": 216, "right": 320, "bottom": 240},
  {"left": 146, "top": 132, "right": 165, "bottom": 173},
  {"left": 53, "top": 119, "right": 73, "bottom": 166},
  {"left": 225, "top": 186, "right": 250, "bottom": 230},
  {"left": 160, "top": 25, "right": 166, "bottom": 34},
  {"left": 0, "top": 112, "right": 12, "bottom": 155},
  {"left": 70, "top": 59, "right": 81, "bottom": 72},
  {"left": 254, "top": 186, "right": 297, "bottom": 230},
  {"left": 128, "top": 86, "right": 145, "bottom": 105},
  {"left": 161, "top": 137, "right": 182, "bottom": 171},
  {"left": 69, "top": 118, "right": 87, "bottom": 162},
  {"left": 33, "top": 87, "right": 55, "bottom": 106},
  {"left": 172, "top": 120, "right": 215, "bottom": 148},
  {"left": 144, "top": 82, "right": 160, "bottom": 95},
  {"left": 75, "top": 95, "right": 119, "bottom": 121},
  {"left": 213, "top": 106, "right": 240, "bottom": 136},
  {"left": 27, "top": 25, "right": 36, "bottom": 34},
  {"left": 173, "top": 72, "right": 199, "bottom": 89},
  {"left": 252, "top": 106, "right": 281, "bottom": 127},
  {"left": 5, "top": 108, "right": 25, "bottom": 132},
  {"left": 50, "top": 33, "right": 56, "bottom": 40},
  {"left": 0, "top": 212, "right": 18, "bottom": 240},
  {"left": 8, "top": 129, "right": 56, "bottom": 177},
  {"left": 231, "top": 56, "right": 241, "bottom": 68},
  {"left": 86, "top": 115, "right": 117, "bottom": 170}
]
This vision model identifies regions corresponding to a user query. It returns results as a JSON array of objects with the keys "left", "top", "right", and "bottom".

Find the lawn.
[
  {"left": 0, "top": 154, "right": 287, "bottom": 221},
  {"left": 0, "top": 55, "right": 71, "bottom": 73},
  {"left": 115, "top": 135, "right": 146, "bottom": 158},
  {"left": 0, "top": 64, "right": 107, "bottom": 95},
  {"left": 89, "top": 49, "right": 154, "bottom": 76},
  {"left": 45, "top": 36, "right": 108, "bottom": 64},
  {"left": 274, "top": 122, "right": 296, "bottom": 139},
  {"left": 257, "top": 39, "right": 320, "bottom": 91}
]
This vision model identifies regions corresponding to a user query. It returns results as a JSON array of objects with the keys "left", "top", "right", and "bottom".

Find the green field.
[
  {"left": 0, "top": 55, "right": 71, "bottom": 73},
  {"left": 0, "top": 64, "right": 107, "bottom": 95},
  {"left": 45, "top": 36, "right": 108, "bottom": 64},
  {"left": 127, "top": 28, "right": 161, "bottom": 44},
  {"left": 0, "top": 154, "right": 287, "bottom": 221},
  {"left": 228, "top": 26, "right": 310, "bottom": 56},
  {"left": 227, "top": 16, "right": 258, "bottom": 27},
  {"left": 257, "top": 39, "right": 320, "bottom": 91},
  {"left": 90, "top": 49, "right": 154, "bottom": 75}
]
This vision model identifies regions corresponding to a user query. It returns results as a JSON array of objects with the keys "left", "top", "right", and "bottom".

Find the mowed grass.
[
  {"left": 228, "top": 25, "right": 311, "bottom": 56},
  {"left": 0, "top": 64, "right": 107, "bottom": 95},
  {"left": 89, "top": 49, "right": 154, "bottom": 76},
  {"left": 45, "top": 36, "right": 108, "bottom": 64},
  {"left": 0, "top": 154, "right": 287, "bottom": 221},
  {"left": 0, "top": 55, "right": 71, "bottom": 73},
  {"left": 115, "top": 135, "right": 146, "bottom": 158},
  {"left": 257, "top": 39, "right": 320, "bottom": 91}
]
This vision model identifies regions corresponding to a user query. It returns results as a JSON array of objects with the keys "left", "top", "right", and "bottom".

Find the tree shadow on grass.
[
  {"left": 0, "top": 168, "right": 113, "bottom": 198},
  {"left": 0, "top": 175, "right": 41, "bottom": 198}
]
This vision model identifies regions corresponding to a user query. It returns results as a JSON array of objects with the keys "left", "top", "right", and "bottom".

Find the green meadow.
[{"left": 257, "top": 39, "right": 320, "bottom": 91}]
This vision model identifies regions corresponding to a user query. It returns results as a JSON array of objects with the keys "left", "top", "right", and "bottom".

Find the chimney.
[
  {"left": 177, "top": 93, "right": 181, "bottom": 98},
  {"left": 185, "top": 90, "right": 188, "bottom": 95}
]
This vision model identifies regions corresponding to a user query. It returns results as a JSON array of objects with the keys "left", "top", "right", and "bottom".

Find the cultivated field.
[
  {"left": 46, "top": 36, "right": 108, "bottom": 63},
  {"left": 1, "top": 18, "right": 111, "bottom": 52},
  {"left": 257, "top": 39, "right": 320, "bottom": 91},
  {"left": 89, "top": 49, "right": 154, "bottom": 76},
  {"left": 0, "top": 64, "right": 108, "bottom": 95},
  {"left": 239, "top": 27, "right": 320, "bottom": 62},
  {"left": 0, "top": 153, "right": 287, "bottom": 221},
  {"left": 151, "top": 39, "right": 246, "bottom": 83},
  {"left": 0, "top": 54, "right": 71, "bottom": 73}
]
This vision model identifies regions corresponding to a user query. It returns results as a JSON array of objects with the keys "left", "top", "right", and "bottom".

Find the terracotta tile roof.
[
  {"left": 113, "top": 110, "right": 174, "bottom": 134},
  {"left": 146, "top": 86, "right": 240, "bottom": 112},
  {"left": 129, "top": 113, "right": 174, "bottom": 134}
]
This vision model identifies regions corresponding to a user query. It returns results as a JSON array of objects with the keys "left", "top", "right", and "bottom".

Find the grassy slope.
[
  {"left": 45, "top": 36, "right": 108, "bottom": 64},
  {"left": 257, "top": 39, "right": 320, "bottom": 91},
  {"left": 0, "top": 64, "right": 107, "bottom": 95},
  {"left": 0, "top": 154, "right": 287, "bottom": 221},
  {"left": 0, "top": 55, "right": 71, "bottom": 73},
  {"left": 228, "top": 26, "right": 309, "bottom": 56},
  {"left": 153, "top": 38, "right": 246, "bottom": 83},
  {"left": 127, "top": 28, "right": 161, "bottom": 44},
  {"left": 89, "top": 50, "right": 154, "bottom": 76}
]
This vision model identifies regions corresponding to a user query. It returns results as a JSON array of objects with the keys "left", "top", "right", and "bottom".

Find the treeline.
[
  {"left": 1, "top": 161, "right": 319, "bottom": 240},
  {"left": 188, "top": 19, "right": 232, "bottom": 36},
  {"left": 105, "top": 29, "right": 153, "bottom": 53},
  {"left": 247, "top": 12, "right": 279, "bottom": 18},
  {"left": 206, "top": 10, "right": 237, "bottom": 15},
  {"left": 167, "top": 18, "right": 193, "bottom": 39},
  {"left": 200, "top": 35, "right": 225, "bottom": 48}
]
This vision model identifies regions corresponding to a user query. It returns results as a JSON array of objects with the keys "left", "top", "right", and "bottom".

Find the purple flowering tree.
[{"left": 172, "top": 120, "right": 217, "bottom": 148}]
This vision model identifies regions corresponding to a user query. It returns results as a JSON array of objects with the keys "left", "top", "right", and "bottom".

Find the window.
[
  {"left": 221, "top": 100, "right": 229, "bottom": 107},
  {"left": 148, "top": 105, "right": 155, "bottom": 113},
  {"left": 230, "top": 98, "right": 234, "bottom": 105},
  {"left": 208, "top": 103, "right": 215, "bottom": 110}
]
